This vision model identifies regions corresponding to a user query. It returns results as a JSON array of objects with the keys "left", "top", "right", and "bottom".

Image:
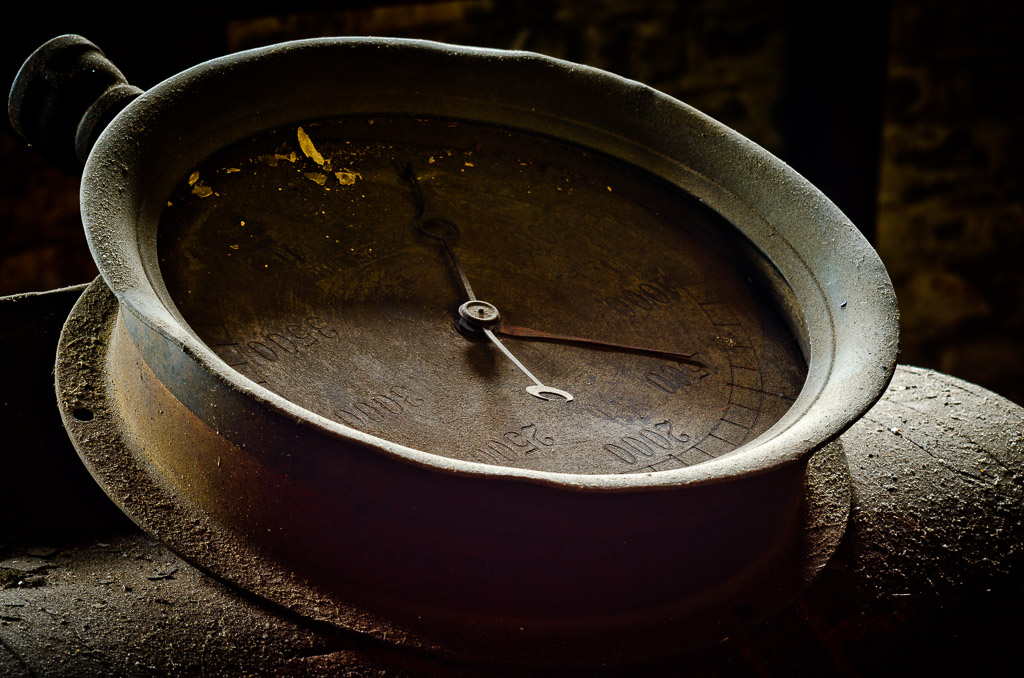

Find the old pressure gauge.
[{"left": 14, "top": 36, "right": 897, "bottom": 664}]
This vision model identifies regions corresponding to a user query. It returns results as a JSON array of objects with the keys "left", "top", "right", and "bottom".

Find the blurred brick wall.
[
  {"left": 876, "top": 0, "right": 1023, "bottom": 404},
  {"left": 224, "top": 1, "right": 792, "bottom": 153},
  {"left": 1, "top": 0, "right": 1020, "bottom": 404}
]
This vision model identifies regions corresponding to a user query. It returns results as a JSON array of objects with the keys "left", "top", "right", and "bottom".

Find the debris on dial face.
[
  {"left": 191, "top": 182, "right": 213, "bottom": 198},
  {"left": 187, "top": 168, "right": 213, "bottom": 198},
  {"left": 335, "top": 170, "right": 361, "bottom": 186},
  {"left": 258, "top": 150, "right": 297, "bottom": 167},
  {"left": 297, "top": 126, "right": 325, "bottom": 165}
]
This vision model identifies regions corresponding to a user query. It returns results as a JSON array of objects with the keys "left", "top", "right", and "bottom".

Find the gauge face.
[{"left": 158, "top": 117, "right": 806, "bottom": 475}]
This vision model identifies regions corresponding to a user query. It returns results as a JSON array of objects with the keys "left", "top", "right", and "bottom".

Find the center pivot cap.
[{"left": 458, "top": 300, "right": 500, "bottom": 327}]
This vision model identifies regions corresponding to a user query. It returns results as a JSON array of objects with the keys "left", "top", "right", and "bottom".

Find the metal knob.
[{"left": 8, "top": 34, "right": 142, "bottom": 168}]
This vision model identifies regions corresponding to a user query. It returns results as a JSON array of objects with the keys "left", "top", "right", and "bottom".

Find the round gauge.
[
  {"left": 158, "top": 116, "right": 807, "bottom": 476},
  {"left": 31, "top": 36, "right": 897, "bottom": 664}
]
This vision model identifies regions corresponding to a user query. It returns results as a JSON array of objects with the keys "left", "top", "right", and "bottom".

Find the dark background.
[{"left": 2, "top": 0, "right": 1021, "bottom": 404}]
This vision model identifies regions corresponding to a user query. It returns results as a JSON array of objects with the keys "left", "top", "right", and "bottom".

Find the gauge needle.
[
  {"left": 399, "top": 163, "right": 573, "bottom": 402},
  {"left": 493, "top": 325, "right": 706, "bottom": 369}
]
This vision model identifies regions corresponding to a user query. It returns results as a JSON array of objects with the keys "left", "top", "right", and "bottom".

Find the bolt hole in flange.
[{"left": 72, "top": 407, "right": 94, "bottom": 422}]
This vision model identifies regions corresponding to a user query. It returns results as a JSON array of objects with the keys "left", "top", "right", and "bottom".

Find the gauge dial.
[{"left": 158, "top": 117, "right": 806, "bottom": 475}]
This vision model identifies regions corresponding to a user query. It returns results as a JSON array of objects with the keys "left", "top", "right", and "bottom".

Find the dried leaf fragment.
[
  {"left": 297, "top": 126, "right": 325, "bottom": 165},
  {"left": 335, "top": 170, "right": 361, "bottom": 186},
  {"left": 257, "top": 151, "right": 297, "bottom": 167}
]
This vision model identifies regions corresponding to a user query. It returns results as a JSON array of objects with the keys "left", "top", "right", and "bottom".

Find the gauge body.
[{"left": 56, "top": 38, "right": 898, "bottom": 662}]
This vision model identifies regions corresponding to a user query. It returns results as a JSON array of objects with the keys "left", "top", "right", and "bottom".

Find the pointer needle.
[
  {"left": 460, "top": 301, "right": 574, "bottom": 402},
  {"left": 494, "top": 325, "right": 706, "bottom": 370},
  {"left": 400, "top": 163, "right": 573, "bottom": 402}
]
